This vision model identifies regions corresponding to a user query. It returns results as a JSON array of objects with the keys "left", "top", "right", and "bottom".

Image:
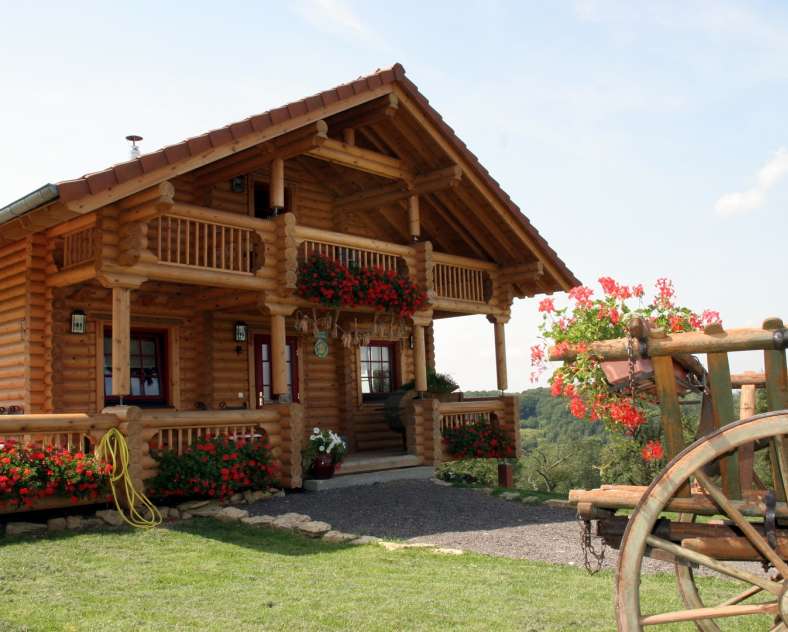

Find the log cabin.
[{"left": 0, "top": 64, "right": 578, "bottom": 494}]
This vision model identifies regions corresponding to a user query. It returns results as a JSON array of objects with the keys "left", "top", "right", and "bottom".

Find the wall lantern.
[
  {"left": 70, "top": 309, "right": 87, "bottom": 335},
  {"left": 230, "top": 176, "right": 246, "bottom": 193},
  {"left": 234, "top": 321, "right": 248, "bottom": 343}
]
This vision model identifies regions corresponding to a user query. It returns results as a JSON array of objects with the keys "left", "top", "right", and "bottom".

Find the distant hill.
[{"left": 464, "top": 387, "right": 607, "bottom": 443}]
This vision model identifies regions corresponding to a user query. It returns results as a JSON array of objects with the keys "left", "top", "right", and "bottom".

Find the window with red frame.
[
  {"left": 254, "top": 334, "right": 299, "bottom": 405},
  {"left": 103, "top": 329, "right": 168, "bottom": 406},
  {"left": 359, "top": 341, "right": 397, "bottom": 401}
]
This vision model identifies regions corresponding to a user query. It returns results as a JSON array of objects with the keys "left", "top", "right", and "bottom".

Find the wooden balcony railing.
[
  {"left": 294, "top": 225, "right": 415, "bottom": 275},
  {"left": 437, "top": 399, "right": 505, "bottom": 433},
  {"left": 432, "top": 253, "right": 494, "bottom": 304},
  {"left": 62, "top": 226, "right": 95, "bottom": 269},
  {"left": 148, "top": 210, "right": 256, "bottom": 274}
]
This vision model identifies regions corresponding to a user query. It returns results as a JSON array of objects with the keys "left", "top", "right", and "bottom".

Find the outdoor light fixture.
[
  {"left": 70, "top": 309, "right": 86, "bottom": 335},
  {"left": 408, "top": 334, "right": 415, "bottom": 350},
  {"left": 234, "top": 321, "right": 248, "bottom": 343},
  {"left": 230, "top": 176, "right": 245, "bottom": 193}
]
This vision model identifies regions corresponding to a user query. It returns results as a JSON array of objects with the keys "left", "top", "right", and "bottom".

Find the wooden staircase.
[{"left": 352, "top": 403, "right": 405, "bottom": 452}]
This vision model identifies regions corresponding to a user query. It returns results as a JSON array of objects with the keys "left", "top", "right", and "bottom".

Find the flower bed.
[
  {"left": 531, "top": 277, "right": 721, "bottom": 461},
  {"left": 0, "top": 440, "right": 111, "bottom": 510},
  {"left": 442, "top": 421, "right": 515, "bottom": 460},
  {"left": 147, "top": 434, "right": 278, "bottom": 500},
  {"left": 297, "top": 254, "right": 427, "bottom": 318}
]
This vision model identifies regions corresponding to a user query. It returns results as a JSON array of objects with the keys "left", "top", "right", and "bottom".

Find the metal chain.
[{"left": 579, "top": 517, "right": 606, "bottom": 575}]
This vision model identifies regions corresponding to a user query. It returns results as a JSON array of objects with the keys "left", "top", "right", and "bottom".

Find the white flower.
[
  {"left": 318, "top": 445, "right": 326, "bottom": 452},
  {"left": 312, "top": 427, "right": 320, "bottom": 435}
]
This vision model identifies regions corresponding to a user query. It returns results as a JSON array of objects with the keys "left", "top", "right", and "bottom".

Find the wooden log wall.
[
  {"left": 0, "top": 239, "right": 34, "bottom": 411},
  {"left": 50, "top": 283, "right": 205, "bottom": 413}
]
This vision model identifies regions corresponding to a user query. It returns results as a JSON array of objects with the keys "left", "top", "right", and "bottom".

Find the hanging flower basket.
[{"left": 531, "top": 277, "right": 720, "bottom": 461}]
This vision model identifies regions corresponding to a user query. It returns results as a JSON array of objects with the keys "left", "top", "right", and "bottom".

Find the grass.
[{"left": 0, "top": 519, "right": 773, "bottom": 631}]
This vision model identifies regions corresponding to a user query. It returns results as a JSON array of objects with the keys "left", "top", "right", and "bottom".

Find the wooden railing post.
[
  {"left": 412, "top": 240, "right": 433, "bottom": 301},
  {"left": 282, "top": 403, "right": 303, "bottom": 488},
  {"left": 412, "top": 398, "right": 441, "bottom": 465},
  {"left": 501, "top": 395, "right": 521, "bottom": 458},
  {"left": 102, "top": 405, "right": 144, "bottom": 503}
]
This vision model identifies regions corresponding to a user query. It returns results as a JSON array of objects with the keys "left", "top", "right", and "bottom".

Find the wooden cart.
[{"left": 553, "top": 318, "right": 788, "bottom": 630}]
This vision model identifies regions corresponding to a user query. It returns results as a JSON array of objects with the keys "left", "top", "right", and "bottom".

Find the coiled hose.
[{"left": 95, "top": 427, "right": 161, "bottom": 528}]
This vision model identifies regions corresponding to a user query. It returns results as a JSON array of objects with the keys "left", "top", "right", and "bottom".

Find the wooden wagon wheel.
[{"left": 617, "top": 410, "right": 788, "bottom": 631}]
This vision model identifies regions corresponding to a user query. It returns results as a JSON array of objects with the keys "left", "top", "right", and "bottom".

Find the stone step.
[
  {"left": 303, "top": 465, "right": 435, "bottom": 491},
  {"left": 338, "top": 453, "right": 422, "bottom": 475}
]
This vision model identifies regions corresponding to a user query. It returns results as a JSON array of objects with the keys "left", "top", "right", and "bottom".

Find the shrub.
[
  {"left": 148, "top": 434, "right": 277, "bottom": 500},
  {"left": 436, "top": 458, "right": 504, "bottom": 487},
  {"left": 0, "top": 440, "right": 111, "bottom": 509},
  {"left": 441, "top": 421, "right": 515, "bottom": 460},
  {"left": 400, "top": 368, "right": 459, "bottom": 394}
]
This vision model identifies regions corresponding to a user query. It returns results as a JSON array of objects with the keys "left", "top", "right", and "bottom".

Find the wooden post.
[
  {"left": 490, "top": 317, "right": 508, "bottom": 391},
  {"left": 102, "top": 405, "right": 143, "bottom": 506},
  {"left": 739, "top": 383, "right": 757, "bottom": 496},
  {"left": 342, "top": 128, "right": 355, "bottom": 145},
  {"left": 111, "top": 286, "right": 131, "bottom": 396},
  {"left": 408, "top": 194, "right": 420, "bottom": 241},
  {"left": 270, "top": 157, "right": 285, "bottom": 212},
  {"left": 264, "top": 302, "right": 297, "bottom": 399},
  {"left": 414, "top": 324, "right": 427, "bottom": 392},
  {"left": 271, "top": 313, "right": 287, "bottom": 397}
]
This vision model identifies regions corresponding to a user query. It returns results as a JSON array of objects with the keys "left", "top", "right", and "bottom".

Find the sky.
[{"left": 1, "top": 1, "right": 786, "bottom": 391}]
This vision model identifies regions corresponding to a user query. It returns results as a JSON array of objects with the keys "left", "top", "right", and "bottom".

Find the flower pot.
[
  {"left": 311, "top": 454, "right": 336, "bottom": 480},
  {"left": 497, "top": 462, "right": 514, "bottom": 489}
]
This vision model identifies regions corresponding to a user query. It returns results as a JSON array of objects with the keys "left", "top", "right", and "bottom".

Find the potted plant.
[
  {"left": 531, "top": 276, "right": 721, "bottom": 461},
  {"left": 303, "top": 428, "right": 348, "bottom": 480}
]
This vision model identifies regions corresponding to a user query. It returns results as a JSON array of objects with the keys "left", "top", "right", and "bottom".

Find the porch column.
[
  {"left": 111, "top": 287, "right": 132, "bottom": 396},
  {"left": 98, "top": 273, "right": 146, "bottom": 398},
  {"left": 270, "top": 157, "right": 285, "bottom": 213},
  {"left": 265, "top": 302, "right": 297, "bottom": 399},
  {"left": 488, "top": 314, "right": 509, "bottom": 392},
  {"left": 408, "top": 194, "right": 420, "bottom": 241},
  {"left": 412, "top": 312, "right": 432, "bottom": 393}
]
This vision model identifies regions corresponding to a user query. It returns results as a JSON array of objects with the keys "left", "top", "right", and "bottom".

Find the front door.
[{"left": 253, "top": 334, "right": 299, "bottom": 406}]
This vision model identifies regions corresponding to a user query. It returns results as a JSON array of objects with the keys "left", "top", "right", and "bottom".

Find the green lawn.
[{"left": 0, "top": 519, "right": 772, "bottom": 631}]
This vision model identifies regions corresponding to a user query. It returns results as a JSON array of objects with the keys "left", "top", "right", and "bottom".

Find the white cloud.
[
  {"left": 715, "top": 147, "right": 788, "bottom": 216},
  {"left": 294, "top": 0, "right": 371, "bottom": 40}
]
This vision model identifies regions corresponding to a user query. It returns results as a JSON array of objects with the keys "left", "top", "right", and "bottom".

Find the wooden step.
[{"left": 338, "top": 453, "right": 422, "bottom": 475}]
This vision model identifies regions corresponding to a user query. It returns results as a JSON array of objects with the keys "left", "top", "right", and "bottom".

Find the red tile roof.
[{"left": 53, "top": 64, "right": 578, "bottom": 289}]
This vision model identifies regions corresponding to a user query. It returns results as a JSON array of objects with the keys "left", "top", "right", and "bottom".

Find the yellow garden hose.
[{"left": 95, "top": 428, "right": 161, "bottom": 528}]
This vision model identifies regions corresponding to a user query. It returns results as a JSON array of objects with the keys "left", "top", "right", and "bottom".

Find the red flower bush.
[
  {"left": 531, "top": 276, "right": 721, "bottom": 460},
  {"left": 0, "top": 439, "right": 111, "bottom": 509},
  {"left": 442, "top": 421, "right": 515, "bottom": 460},
  {"left": 148, "top": 434, "right": 278, "bottom": 500},
  {"left": 641, "top": 440, "right": 665, "bottom": 462},
  {"left": 297, "top": 254, "right": 427, "bottom": 318}
]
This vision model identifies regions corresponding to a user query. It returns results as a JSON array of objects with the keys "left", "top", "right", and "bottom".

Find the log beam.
[
  {"left": 263, "top": 302, "right": 297, "bottom": 398},
  {"left": 327, "top": 93, "right": 399, "bottom": 135},
  {"left": 334, "top": 166, "right": 462, "bottom": 211},
  {"left": 306, "top": 137, "right": 412, "bottom": 181},
  {"left": 412, "top": 311, "right": 432, "bottom": 393}
]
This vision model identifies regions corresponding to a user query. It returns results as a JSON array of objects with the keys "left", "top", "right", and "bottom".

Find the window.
[
  {"left": 252, "top": 181, "right": 292, "bottom": 219},
  {"left": 104, "top": 329, "right": 167, "bottom": 406},
  {"left": 254, "top": 334, "right": 299, "bottom": 405},
  {"left": 360, "top": 342, "right": 397, "bottom": 401}
]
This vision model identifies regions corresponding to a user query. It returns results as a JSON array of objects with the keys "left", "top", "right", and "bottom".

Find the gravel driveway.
[{"left": 247, "top": 479, "right": 639, "bottom": 571}]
